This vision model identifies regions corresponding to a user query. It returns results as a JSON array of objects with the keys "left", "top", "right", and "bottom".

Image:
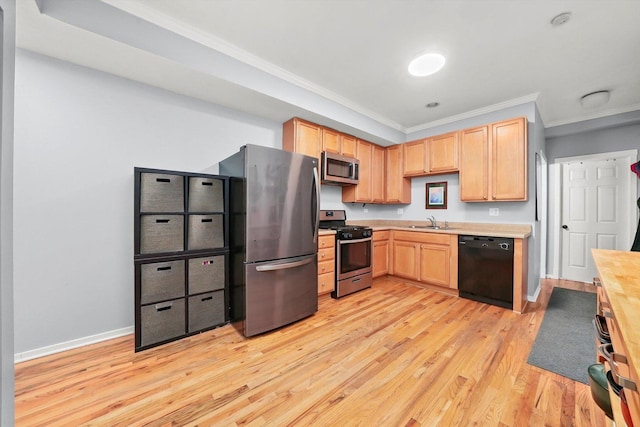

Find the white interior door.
[{"left": 560, "top": 153, "right": 633, "bottom": 282}]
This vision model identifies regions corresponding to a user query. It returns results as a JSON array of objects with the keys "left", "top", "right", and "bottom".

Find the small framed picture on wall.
[{"left": 426, "top": 182, "right": 447, "bottom": 209}]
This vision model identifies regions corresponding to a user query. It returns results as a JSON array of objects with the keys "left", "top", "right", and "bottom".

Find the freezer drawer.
[
  {"left": 188, "top": 291, "right": 226, "bottom": 332},
  {"left": 188, "top": 255, "right": 226, "bottom": 294},
  {"left": 244, "top": 254, "right": 318, "bottom": 336},
  {"left": 140, "top": 299, "right": 186, "bottom": 347},
  {"left": 140, "top": 260, "right": 185, "bottom": 304},
  {"left": 188, "top": 177, "right": 224, "bottom": 212},
  {"left": 140, "top": 173, "right": 184, "bottom": 212},
  {"left": 187, "top": 214, "right": 224, "bottom": 250},
  {"left": 140, "top": 215, "right": 184, "bottom": 254}
]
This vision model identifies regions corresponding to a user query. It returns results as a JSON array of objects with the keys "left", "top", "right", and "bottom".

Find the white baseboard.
[
  {"left": 14, "top": 326, "right": 134, "bottom": 364},
  {"left": 527, "top": 281, "right": 542, "bottom": 303}
]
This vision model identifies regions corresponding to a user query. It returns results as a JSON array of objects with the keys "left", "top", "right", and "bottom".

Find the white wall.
[
  {"left": 0, "top": 0, "right": 15, "bottom": 422},
  {"left": 13, "top": 49, "right": 282, "bottom": 357}
]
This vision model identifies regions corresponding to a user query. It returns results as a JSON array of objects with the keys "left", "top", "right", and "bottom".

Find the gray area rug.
[{"left": 527, "top": 287, "right": 597, "bottom": 384}]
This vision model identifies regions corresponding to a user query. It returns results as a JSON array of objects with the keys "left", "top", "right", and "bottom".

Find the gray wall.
[
  {"left": 0, "top": 0, "right": 15, "bottom": 423},
  {"left": 545, "top": 120, "right": 640, "bottom": 276},
  {"left": 321, "top": 101, "right": 545, "bottom": 299},
  {"left": 13, "top": 50, "right": 282, "bottom": 357}
]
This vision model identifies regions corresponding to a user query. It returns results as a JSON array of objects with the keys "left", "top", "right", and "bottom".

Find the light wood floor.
[{"left": 15, "top": 277, "right": 606, "bottom": 426}]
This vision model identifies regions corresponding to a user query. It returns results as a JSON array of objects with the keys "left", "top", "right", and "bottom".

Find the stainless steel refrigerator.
[{"left": 220, "top": 144, "right": 320, "bottom": 336}]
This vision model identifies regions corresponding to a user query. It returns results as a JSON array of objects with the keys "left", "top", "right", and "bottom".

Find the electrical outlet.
[
  {"left": 489, "top": 208, "right": 499, "bottom": 216},
  {"left": 364, "top": 208, "right": 368, "bottom": 213},
  {"left": 397, "top": 208, "right": 404, "bottom": 215}
]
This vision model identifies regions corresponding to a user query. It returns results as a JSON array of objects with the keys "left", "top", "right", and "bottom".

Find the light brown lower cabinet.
[
  {"left": 317, "top": 235, "right": 335, "bottom": 295},
  {"left": 372, "top": 231, "right": 390, "bottom": 278},
  {"left": 390, "top": 231, "right": 457, "bottom": 290}
]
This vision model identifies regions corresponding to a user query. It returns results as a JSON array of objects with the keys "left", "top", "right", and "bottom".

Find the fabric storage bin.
[
  {"left": 140, "top": 260, "right": 185, "bottom": 304},
  {"left": 140, "top": 298, "right": 185, "bottom": 347},
  {"left": 188, "top": 177, "right": 224, "bottom": 212},
  {"left": 188, "top": 291, "right": 225, "bottom": 332},
  {"left": 187, "top": 214, "right": 224, "bottom": 250},
  {"left": 140, "top": 215, "right": 184, "bottom": 254},
  {"left": 140, "top": 173, "right": 184, "bottom": 212},
  {"left": 188, "top": 255, "right": 225, "bottom": 294}
]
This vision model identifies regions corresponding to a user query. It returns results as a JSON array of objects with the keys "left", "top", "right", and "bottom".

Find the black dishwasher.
[{"left": 458, "top": 235, "right": 514, "bottom": 309}]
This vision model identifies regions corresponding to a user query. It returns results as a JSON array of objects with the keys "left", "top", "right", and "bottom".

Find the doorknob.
[{"left": 562, "top": 225, "right": 569, "bottom": 230}]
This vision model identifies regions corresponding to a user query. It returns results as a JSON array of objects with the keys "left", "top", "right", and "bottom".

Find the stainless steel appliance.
[
  {"left": 321, "top": 151, "right": 359, "bottom": 185},
  {"left": 319, "top": 210, "right": 372, "bottom": 298},
  {"left": 220, "top": 145, "right": 320, "bottom": 336},
  {"left": 458, "top": 235, "right": 514, "bottom": 309}
]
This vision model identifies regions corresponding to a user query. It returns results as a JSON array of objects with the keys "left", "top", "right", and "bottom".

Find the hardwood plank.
[{"left": 15, "top": 278, "right": 607, "bottom": 426}]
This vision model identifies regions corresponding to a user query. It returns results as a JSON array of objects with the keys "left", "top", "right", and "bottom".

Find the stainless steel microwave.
[{"left": 321, "top": 151, "right": 359, "bottom": 185}]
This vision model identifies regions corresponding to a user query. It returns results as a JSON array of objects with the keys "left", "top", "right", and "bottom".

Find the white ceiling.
[{"left": 17, "top": 0, "right": 640, "bottom": 143}]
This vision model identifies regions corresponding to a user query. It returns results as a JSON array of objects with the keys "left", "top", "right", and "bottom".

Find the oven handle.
[{"left": 339, "top": 237, "right": 372, "bottom": 245}]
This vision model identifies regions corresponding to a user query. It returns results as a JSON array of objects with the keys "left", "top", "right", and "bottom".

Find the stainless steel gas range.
[{"left": 319, "top": 210, "right": 373, "bottom": 298}]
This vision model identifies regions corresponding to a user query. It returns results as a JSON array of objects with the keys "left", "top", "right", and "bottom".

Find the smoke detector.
[{"left": 551, "top": 12, "right": 572, "bottom": 26}]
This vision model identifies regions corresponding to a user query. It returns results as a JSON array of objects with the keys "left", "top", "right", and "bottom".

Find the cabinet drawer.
[
  {"left": 318, "top": 235, "right": 335, "bottom": 249},
  {"left": 188, "top": 291, "right": 226, "bottom": 333},
  {"left": 318, "top": 272, "right": 335, "bottom": 294},
  {"left": 393, "top": 230, "right": 450, "bottom": 245},
  {"left": 188, "top": 177, "right": 224, "bottom": 212},
  {"left": 188, "top": 255, "right": 225, "bottom": 294},
  {"left": 140, "top": 215, "right": 184, "bottom": 254},
  {"left": 140, "top": 299, "right": 185, "bottom": 347},
  {"left": 318, "top": 259, "right": 335, "bottom": 275},
  {"left": 140, "top": 260, "right": 185, "bottom": 304},
  {"left": 140, "top": 173, "right": 184, "bottom": 212},
  {"left": 187, "top": 215, "right": 224, "bottom": 250},
  {"left": 373, "top": 230, "right": 389, "bottom": 241},
  {"left": 318, "top": 247, "right": 335, "bottom": 262}
]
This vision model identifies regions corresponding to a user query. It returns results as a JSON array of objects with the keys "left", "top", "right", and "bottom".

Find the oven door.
[{"left": 337, "top": 237, "right": 372, "bottom": 280}]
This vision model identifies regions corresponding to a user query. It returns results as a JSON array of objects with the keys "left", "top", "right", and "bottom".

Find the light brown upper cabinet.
[
  {"left": 403, "top": 131, "right": 459, "bottom": 177},
  {"left": 322, "top": 127, "right": 340, "bottom": 154},
  {"left": 340, "top": 134, "right": 357, "bottom": 158},
  {"left": 342, "top": 139, "right": 373, "bottom": 203},
  {"left": 371, "top": 144, "right": 386, "bottom": 203},
  {"left": 459, "top": 117, "right": 528, "bottom": 202},
  {"left": 403, "top": 139, "right": 428, "bottom": 176},
  {"left": 428, "top": 131, "right": 459, "bottom": 173},
  {"left": 385, "top": 144, "right": 411, "bottom": 204},
  {"left": 282, "top": 118, "right": 322, "bottom": 161}
]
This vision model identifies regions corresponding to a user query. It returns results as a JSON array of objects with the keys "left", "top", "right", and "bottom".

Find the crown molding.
[{"left": 405, "top": 93, "right": 540, "bottom": 134}]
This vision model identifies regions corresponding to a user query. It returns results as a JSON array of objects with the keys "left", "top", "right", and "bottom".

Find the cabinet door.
[
  {"left": 459, "top": 125, "right": 489, "bottom": 201},
  {"left": 392, "top": 241, "right": 419, "bottom": 280},
  {"left": 385, "top": 145, "right": 411, "bottom": 204},
  {"left": 373, "top": 240, "right": 389, "bottom": 278},
  {"left": 341, "top": 134, "right": 357, "bottom": 157},
  {"left": 492, "top": 117, "right": 527, "bottom": 201},
  {"left": 419, "top": 243, "right": 451, "bottom": 287},
  {"left": 283, "top": 118, "right": 321, "bottom": 161},
  {"left": 322, "top": 128, "right": 340, "bottom": 154},
  {"left": 371, "top": 144, "right": 386, "bottom": 203},
  {"left": 403, "top": 139, "right": 427, "bottom": 176},
  {"left": 429, "top": 132, "right": 459, "bottom": 173}
]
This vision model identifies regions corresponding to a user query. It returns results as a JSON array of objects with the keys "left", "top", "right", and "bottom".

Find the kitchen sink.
[{"left": 408, "top": 225, "right": 456, "bottom": 230}]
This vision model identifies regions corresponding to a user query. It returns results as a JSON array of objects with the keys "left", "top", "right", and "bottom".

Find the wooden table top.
[{"left": 592, "top": 249, "right": 640, "bottom": 381}]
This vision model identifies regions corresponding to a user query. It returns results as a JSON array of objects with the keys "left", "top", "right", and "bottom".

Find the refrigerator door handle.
[
  {"left": 255, "top": 255, "right": 315, "bottom": 272},
  {"left": 312, "top": 166, "right": 320, "bottom": 244}
]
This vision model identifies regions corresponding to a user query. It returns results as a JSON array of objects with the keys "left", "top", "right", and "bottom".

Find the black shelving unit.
[{"left": 134, "top": 167, "right": 230, "bottom": 351}]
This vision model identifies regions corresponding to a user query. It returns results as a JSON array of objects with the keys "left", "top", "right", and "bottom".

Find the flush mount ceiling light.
[
  {"left": 408, "top": 53, "right": 446, "bottom": 77},
  {"left": 551, "top": 12, "right": 572, "bottom": 26},
  {"left": 580, "top": 90, "right": 611, "bottom": 108},
  {"left": 425, "top": 102, "right": 440, "bottom": 108}
]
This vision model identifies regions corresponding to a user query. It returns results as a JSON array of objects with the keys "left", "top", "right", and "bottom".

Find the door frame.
[{"left": 552, "top": 149, "right": 638, "bottom": 280}]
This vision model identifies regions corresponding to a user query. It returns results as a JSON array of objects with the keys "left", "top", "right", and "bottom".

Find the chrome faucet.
[{"left": 427, "top": 215, "right": 436, "bottom": 227}]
